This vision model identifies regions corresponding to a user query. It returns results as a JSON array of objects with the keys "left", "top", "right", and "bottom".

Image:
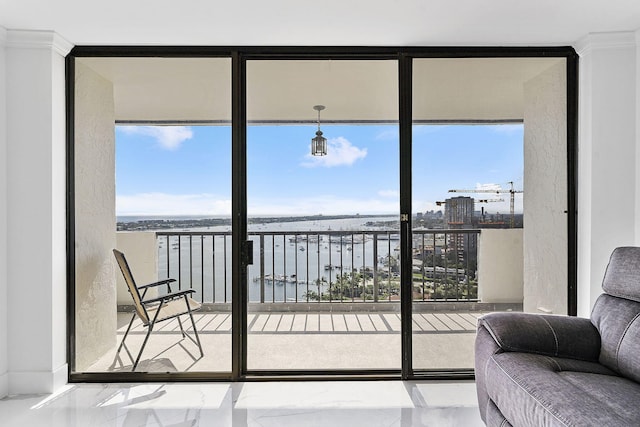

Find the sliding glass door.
[
  {"left": 410, "top": 57, "right": 569, "bottom": 371},
  {"left": 73, "top": 57, "right": 233, "bottom": 374},
  {"left": 245, "top": 59, "right": 401, "bottom": 372}
]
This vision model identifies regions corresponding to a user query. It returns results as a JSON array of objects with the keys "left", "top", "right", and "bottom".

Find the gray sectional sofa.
[{"left": 475, "top": 247, "right": 640, "bottom": 426}]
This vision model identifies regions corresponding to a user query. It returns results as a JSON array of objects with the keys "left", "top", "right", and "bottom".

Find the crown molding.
[
  {"left": 575, "top": 31, "right": 636, "bottom": 56},
  {"left": 6, "top": 29, "right": 73, "bottom": 56}
]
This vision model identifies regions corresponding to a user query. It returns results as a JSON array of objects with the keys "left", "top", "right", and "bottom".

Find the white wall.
[
  {"left": 5, "top": 30, "right": 72, "bottom": 395},
  {"left": 576, "top": 32, "right": 638, "bottom": 317},
  {"left": 478, "top": 229, "right": 523, "bottom": 304},
  {"left": 74, "top": 61, "right": 117, "bottom": 371},
  {"left": 0, "top": 26, "right": 8, "bottom": 399},
  {"left": 523, "top": 61, "right": 568, "bottom": 314}
]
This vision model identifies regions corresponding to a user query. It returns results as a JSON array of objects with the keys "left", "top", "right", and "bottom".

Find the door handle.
[{"left": 243, "top": 240, "right": 254, "bottom": 265}]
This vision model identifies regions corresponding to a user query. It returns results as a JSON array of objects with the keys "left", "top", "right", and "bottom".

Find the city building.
[{"left": 444, "top": 196, "right": 475, "bottom": 229}]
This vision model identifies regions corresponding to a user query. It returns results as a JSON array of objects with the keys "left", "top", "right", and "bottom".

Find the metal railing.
[{"left": 156, "top": 229, "right": 480, "bottom": 304}]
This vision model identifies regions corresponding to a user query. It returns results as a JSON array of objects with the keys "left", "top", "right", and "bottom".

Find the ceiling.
[
  {"left": 31, "top": 0, "right": 629, "bottom": 122},
  {"left": 78, "top": 57, "right": 563, "bottom": 122},
  {"left": 1, "top": 0, "right": 640, "bottom": 46}
]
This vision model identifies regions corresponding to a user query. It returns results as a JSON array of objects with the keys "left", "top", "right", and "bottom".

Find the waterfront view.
[
  {"left": 108, "top": 214, "right": 502, "bottom": 373},
  {"left": 106, "top": 212, "right": 519, "bottom": 373},
  {"left": 108, "top": 116, "right": 527, "bottom": 373},
  {"left": 118, "top": 214, "right": 486, "bottom": 306}
]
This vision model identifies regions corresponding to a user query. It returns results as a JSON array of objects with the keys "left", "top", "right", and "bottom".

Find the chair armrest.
[
  {"left": 478, "top": 312, "right": 601, "bottom": 362},
  {"left": 138, "top": 278, "right": 176, "bottom": 290},
  {"left": 142, "top": 289, "right": 195, "bottom": 305}
]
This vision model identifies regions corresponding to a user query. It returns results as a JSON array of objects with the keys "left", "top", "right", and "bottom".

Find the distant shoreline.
[{"left": 116, "top": 214, "right": 393, "bottom": 232}]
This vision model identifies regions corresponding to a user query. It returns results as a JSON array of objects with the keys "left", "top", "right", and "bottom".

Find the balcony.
[{"left": 87, "top": 228, "right": 523, "bottom": 373}]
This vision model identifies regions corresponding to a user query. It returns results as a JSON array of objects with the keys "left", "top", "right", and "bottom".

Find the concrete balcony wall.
[
  {"left": 477, "top": 229, "right": 523, "bottom": 304},
  {"left": 74, "top": 61, "right": 117, "bottom": 372},
  {"left": 115, "top": 232, "right": 158, "bottom": 305}
]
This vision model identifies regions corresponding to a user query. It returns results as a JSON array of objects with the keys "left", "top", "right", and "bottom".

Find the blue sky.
[{"left": 115, "top": 124, "right": 523, "bottom": 216}]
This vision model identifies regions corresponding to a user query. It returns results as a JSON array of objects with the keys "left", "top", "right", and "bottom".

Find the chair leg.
[
  {"left": 187, "top": 310, "right": 204, "bottom": 358},
  {"left": 117, "top": 313, "right": 137, "bottom": 355},
  {"left": 177, "top": 317, "right": 186, "bottom": 338},
  {"left": 132, "top": 324, "right": 153, "bottom": 371}
]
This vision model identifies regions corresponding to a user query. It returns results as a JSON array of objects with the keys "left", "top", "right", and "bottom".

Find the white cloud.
[
  {"left": 471, "top": 182, "right": 523, "bottom": 214},
  {"left": 301, "top": 137, "right": 367, "bottom": 168},
  {"left": 118, "top": 193, "right": 401, "bottom": 217},
  {"left": 475, "top": 182, "right": 503, "bottom": 192},
  {"left": 118, "top": 126, "right": 193, "bottom": 150},
  {"left": 117, "top": 193, "right": 230, "bottom": 216},
  {"left": 375, "top": 129, "right": 399, "bottom": 141},
  {"left": 378, "top": 189, "right": 399, "bottom": 198}
]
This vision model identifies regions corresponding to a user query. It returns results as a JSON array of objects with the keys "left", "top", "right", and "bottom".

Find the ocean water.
[{"left": 155, "top": 216, "right": 400, "bottom": 303}]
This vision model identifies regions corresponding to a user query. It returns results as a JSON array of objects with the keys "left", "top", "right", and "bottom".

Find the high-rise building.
[
  {"left": 444, "top": 196, "right": 474, "bottom": 229},
  {"left": 444, "top": 197, "right": 477, "bottom": 266}
]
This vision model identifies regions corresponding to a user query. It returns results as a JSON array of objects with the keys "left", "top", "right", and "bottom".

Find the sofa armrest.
[{"left": 478, "top": 312, "right": 601, "bottom": 362}]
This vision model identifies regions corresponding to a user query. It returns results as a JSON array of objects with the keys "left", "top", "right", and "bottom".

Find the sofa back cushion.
[
  {"left": 592, "top": 247, "right": 640, "bottom": 382},
  {"left": 602, "top": 247, "right": 640, "bottom": 302},
  {"left": 592, "top": 294, "right": 640, "bottom": 382}
]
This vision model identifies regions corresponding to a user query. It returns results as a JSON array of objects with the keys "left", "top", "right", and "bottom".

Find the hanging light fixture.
[{"left": 311, "top": 105, "right": 327, "bottom": 156}]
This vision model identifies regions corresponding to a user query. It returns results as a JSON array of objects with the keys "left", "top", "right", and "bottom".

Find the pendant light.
[{"left": 311, "top": 105, "right": 327, "bottom": 156}]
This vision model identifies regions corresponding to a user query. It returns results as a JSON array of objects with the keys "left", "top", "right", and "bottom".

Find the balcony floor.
[{"left": 87, "top": 311, "right": 483, "bottom": 373}]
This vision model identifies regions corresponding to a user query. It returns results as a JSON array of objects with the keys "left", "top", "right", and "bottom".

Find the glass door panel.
[
  {"left": 73, "top": 57, "right": 233, "bottom": 374},
  {"left": 246, "top": 59, "right": 400, "bottom": 371},
  {"left": 411, "top": 57, "right": 568, "bottom": 371}
]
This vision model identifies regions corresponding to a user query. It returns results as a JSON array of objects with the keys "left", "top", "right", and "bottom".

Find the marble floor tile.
[{"left": 0, "top": 381, "right": 484, "bottom": 426}]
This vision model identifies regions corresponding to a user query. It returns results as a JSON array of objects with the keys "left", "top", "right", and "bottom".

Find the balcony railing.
[{"left": 156, "top": 229, "right": 480, "bottom": 305}]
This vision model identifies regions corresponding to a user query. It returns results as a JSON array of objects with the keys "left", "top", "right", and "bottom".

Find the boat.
[
  {"left": 289, "top": 235, "right": 322, "bottom": 243},
  {"left": 254, "top": 274, "right": 309, "bottom": 286},
  {"left": 329, "top": 234, "right": 370, "bottom": 244},
  {"left": 377, "top": 233, "right": 400, "bottom": 240}
]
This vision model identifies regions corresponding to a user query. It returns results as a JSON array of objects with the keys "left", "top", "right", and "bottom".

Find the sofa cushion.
[
  {"left": 479, "top": 312, "right": 600, "bottom": 362},
  {"left": 602, "top": 246, "right": 640, "bottom": 302},
  {"left": 591, "top": 293, "right": 640, "bottom": 382},
  {"left": 485, "top": 352, "right": 640, "bottom": 426}
]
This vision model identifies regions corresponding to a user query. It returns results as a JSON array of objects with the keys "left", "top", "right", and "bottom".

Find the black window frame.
[{"left": 66, "top": 45, "right": 578, "bottom": 383}]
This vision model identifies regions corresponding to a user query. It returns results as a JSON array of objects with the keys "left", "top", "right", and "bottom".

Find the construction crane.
[
  {"left": 448, "top": 182, "right": 523, "bottom": 228},
  {"left": 476, "top": 198, "right": 505, "bottom": 225}
]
